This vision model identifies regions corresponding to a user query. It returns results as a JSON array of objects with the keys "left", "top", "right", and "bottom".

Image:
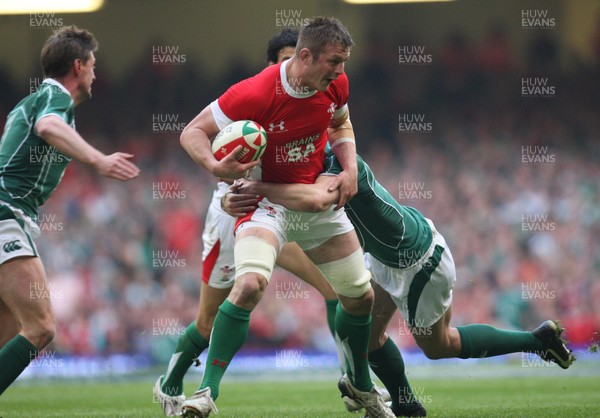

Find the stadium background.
[{"left": 0, "top": 0, "right": 599, "bottom": 381}]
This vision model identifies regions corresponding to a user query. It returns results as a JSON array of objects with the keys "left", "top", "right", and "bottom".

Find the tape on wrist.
[{"left": 330, "top": 137, "right": 355, "bottom": 149}]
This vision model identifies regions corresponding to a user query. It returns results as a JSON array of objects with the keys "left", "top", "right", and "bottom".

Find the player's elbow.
[
  {"left": 304, "top": 190, "right": 335, "bottom": 212},
  {"left": 302, "top": 201, "right": 327, "bottom": 212},
  {"left": 179, "top": 126, "right": 192, "bottom": 149}
]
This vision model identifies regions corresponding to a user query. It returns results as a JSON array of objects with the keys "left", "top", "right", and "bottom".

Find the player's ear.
[
  {"left": 73, "top": 58, "right": 83, "bottom": 75},
  {"left": 298, "top": 48, "right": 313, "bottom": 64}
]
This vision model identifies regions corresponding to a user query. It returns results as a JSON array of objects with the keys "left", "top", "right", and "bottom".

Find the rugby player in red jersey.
[
  {"left": 153, "top": 28, "right": 343, "bottom": 417},
  {"left": 179, "top": 17, "right": 394, "bottom": 418}
]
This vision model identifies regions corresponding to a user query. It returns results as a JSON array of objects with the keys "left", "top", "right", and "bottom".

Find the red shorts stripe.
[
  {"left": 202, "top": 238, "right": 221, "bottom": 284},
  {"left": 234, "top": 209, "right": 256, "bottom": 233}
]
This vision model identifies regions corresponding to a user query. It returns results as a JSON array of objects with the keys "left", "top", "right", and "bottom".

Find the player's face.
[
  {"left": 77, "top": 52, "right": 96, "bottom": 101},
  {"left": 306, "top": 44, "right": 350, "bottom": 92},
  {"left": 277, "top": 46, "right": 296, "bottom": 64}
]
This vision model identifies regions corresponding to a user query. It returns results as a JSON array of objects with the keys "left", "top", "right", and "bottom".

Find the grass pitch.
[{"left": 1, "top": 375, "right": 599, "bottom": 417}]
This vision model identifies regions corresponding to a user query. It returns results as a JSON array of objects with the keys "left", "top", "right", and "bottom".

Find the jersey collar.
[
  {"left": 42, "top": 78, "right": 70, "bottom": 96},
  {"left": 280, "top": 59, "right": 317, "bottom": 99}
]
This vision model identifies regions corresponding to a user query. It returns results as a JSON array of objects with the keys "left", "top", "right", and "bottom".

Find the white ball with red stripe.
[{"left": 211, "top": 120, "right": 268, "bottom": 164}]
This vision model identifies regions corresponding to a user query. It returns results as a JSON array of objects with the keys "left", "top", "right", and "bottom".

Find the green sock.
[
  {"left": 457, "top": 324, "right": 544, "bottom": 358},
  {"left": 0, "top": 334, "right": 38, "bottom": 396},
  {"left": 162, "top": 322, "right": 209, "bottom": 396},
  {"left": 200, "top": 300, "right": 251, "bottom": 400},
  {"left": 325, "top": 299, "right": 339, "bottom": 338},
  {"left": 335, "top": 303, "right": 372, "bottom": 392},
  {"left": 325, "top": 299, "right": 346, "bottom": 375},
  {"left": 368, "top": 337, "right": 415, "bottom": 410}
]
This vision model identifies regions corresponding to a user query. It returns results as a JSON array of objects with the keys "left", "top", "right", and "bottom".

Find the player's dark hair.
[
  {"left": 296, "top": 16, "right": 354, "bottom": 60},
  {"left": 266, "top": 28, "right": 299, "bottom": 64},
  {"left": 41, "top": 25, "right": 98, "bottom": 78}
]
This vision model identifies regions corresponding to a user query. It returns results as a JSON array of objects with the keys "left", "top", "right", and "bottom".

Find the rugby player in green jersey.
[
  {"left": 229, "top": 153, "right": 575, "bottom": 416},
  {"left": 0, "top": 25, "right": 139, "bottom": 396}
]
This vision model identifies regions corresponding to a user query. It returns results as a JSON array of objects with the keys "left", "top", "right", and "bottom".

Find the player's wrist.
[
  {"left": 87, "top": 150, "right": 105, "bottom": 170},
  {"left": 330, "top": 137, "right": 355, "bottom": 149},
  {"left": 220, "top": 190, "right": 232, "bottom": 211}
]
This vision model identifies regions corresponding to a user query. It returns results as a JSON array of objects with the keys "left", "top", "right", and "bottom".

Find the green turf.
[{"left": 1, "top": 376, "right": 599, "bottom": 417}]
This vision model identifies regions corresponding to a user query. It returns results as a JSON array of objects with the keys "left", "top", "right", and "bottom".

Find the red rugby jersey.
[{"left": 210, "top": 60, "right": 349, "bottom": 184}]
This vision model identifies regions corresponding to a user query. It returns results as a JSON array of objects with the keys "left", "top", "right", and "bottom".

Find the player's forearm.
[
  {"left": 180, "top": 126, "right": 217, "bottom": 174},
  {"left": 36, "top": 116, "right": 104, "bottom": 166},
  {"left": 242, "top": 180, "right": 336, "bottom": 212},
  {"left": 331, "top": 140, "right": 357, "bottom": 176},
  {"left": 328, "top": 120, "right": 358, "bottom": 176}
]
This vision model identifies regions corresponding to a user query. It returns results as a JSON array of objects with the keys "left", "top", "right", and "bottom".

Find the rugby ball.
[{"left": 212, "top": 120, "right": 267, "bottom": 163}]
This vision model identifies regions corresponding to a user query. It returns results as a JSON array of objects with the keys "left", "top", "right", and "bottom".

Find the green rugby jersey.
[
  {"left": 324, "top": 154, "right": 432, "bottom": 269},
  {"left": 0, "top": 79, "right": 73, "bottom": 218}
]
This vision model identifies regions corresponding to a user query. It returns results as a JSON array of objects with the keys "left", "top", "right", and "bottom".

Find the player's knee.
[
  {"left": 420, "top": 345, "right": 439, "bottom": 359},
  {"left": 338, "top": 287, "right": 373, "bottom": 316},
  {"left": 416, "top": 339, "right": 448, "bottom": 360},
  {"left": 422, "top": 348, "right": 446, "bottom": 360},
  {"left": 228, "top": 273, "right": 267, "bottom": 309},
  {"left": 238, "top": 273, "right": 268, "bottom": 294},
  {"left": 368, "top": 331, "right": 388, "bottom": 352}
]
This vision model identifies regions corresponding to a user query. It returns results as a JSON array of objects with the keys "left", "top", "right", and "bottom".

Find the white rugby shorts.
[
  {"left": 0, "top": 201, "right": 40, "bottom": 265},
  {"left": 235, "top": 197, "right": 354, "bottom": 251},
  {"left": 201, "top": 182, "right": 236, "bottom": 289},
  {"left": 366, "top": 219, "right": 456, "bottom": 328}
]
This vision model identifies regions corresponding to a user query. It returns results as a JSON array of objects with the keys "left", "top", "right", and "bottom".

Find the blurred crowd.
[{"left": 1, "top": 25, "right": 599, "bottom": 361}]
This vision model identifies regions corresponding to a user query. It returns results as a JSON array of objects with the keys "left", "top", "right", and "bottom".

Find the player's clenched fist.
[{"left": 212, "top": 145, "right": 260, "bottom": 180}]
